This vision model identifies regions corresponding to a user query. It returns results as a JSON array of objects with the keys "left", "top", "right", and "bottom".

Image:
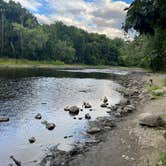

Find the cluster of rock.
[
  {"left": 100, "top": 96, "right": 109, "bottom": 108},
  {"left": 28, "top": 113, "right": 56, "bottom": 144}
]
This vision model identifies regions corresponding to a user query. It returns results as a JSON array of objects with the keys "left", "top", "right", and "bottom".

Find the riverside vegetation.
[{"left": 0, "top": 0, "right": 166, "bottom": 71}]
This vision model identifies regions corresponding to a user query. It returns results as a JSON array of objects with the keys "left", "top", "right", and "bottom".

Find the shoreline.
[{"left": 40, "top": 71, "right": 163, "bottom": 166}]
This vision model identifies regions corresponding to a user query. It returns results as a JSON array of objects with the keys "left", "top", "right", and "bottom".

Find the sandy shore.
[{"left": 40, "top": 71, "right": 166, "bottom": 166}]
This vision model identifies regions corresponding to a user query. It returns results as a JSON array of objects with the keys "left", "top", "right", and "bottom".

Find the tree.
[{"left": 124, "top": 0, "right": 166, "bottom": 70}]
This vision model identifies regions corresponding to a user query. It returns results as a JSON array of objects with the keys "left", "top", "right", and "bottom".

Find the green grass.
[
  {"left": 147, "top": 84, "right": 162, "bottom": 99},
  {"left": 156, "top": 152, "right": 166, "bottom": 166},
  {"left": 0, "top": 58, "right": 65, "bottom": 66},
  {"left": 163, "top": 132, "right": 166, "bottom": 140},
  {"left": 162, "top": 77, "right": 166, "bottom": 87}
]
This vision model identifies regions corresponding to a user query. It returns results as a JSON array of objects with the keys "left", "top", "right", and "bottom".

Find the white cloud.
[
  {"left": 4, "top": 0, "right": 42, "bottom": 11},
  {"left": 5, "top": 0, "right": 130, "bottom": 38}
]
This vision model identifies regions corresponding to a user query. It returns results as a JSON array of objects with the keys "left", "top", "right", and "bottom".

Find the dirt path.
[{"left": 68, "top": 73, "right": 166, "bottom": 166}]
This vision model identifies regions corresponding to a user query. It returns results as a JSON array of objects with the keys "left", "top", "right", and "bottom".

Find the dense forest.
[
  {"left": 0, "top": 0, "right": 166, "bottom": 70},
  {"left": 0, "top": 0, "right": 125, "bottom": 66}
]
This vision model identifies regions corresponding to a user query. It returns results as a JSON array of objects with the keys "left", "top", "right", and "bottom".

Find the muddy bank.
[{"left": 40, "top": 71, "right": 154, "bottom": 166}]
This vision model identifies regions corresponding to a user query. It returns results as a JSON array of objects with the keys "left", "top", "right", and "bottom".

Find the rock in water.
[
  {"left": 87, "top": 127, "right": 101, "bottom": 134},
  {"left": 100, "top": 103, "right": 108, "bottom": 108},
  {"left": 46, "top": 123, "right": 56, "bottom": 130},
  {"left": 139, "top": 113, "right": 165, "bottom": 127},
  {"left": 84, "top": 102, "right": 92, "bottom": 108},
  {"left": 103, "top": 96, "right": 108, "bottom": 103},
  {"left": 64, "top": 106, "right": 70, "bottom": 111},
  {"left": 35, "top": 113, "right": 42, "bottom": 120},
  {"left": 0, "top": 117, "right": 9, "bottom": 122},
  {"left": 10, "top": 156, "right": 21, "bottom": 166},
  {"left": 68, "top": 106, "right": 80, "bottom": 115},
  {"left": 85, "top": 113, "right": 91, "bottom": 120},
  {"left": 29, "top": 137, "right": 36, "bottom": 144}
]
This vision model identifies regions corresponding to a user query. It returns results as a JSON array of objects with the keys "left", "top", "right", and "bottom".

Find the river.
[{"left": 0, "top": 68, "right": 128, "bottom": 166}]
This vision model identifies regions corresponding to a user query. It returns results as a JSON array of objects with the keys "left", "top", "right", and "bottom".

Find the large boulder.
[
  {"left": 0, "top": 117, "right": 9, "bottom": 122},
  {"left": 138, "top": 113, "right": 165, "bottom": 127}
]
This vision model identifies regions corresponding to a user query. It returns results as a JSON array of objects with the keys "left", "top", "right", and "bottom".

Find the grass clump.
[
  {"left": 162, "top": 77, "right": 166, "bottom": 87},
  {"left": 156, "top": 152, "right": 166, "bottom": 166},
  {"left": 147, "top": 84, "right": 163, "bottom": 99}
]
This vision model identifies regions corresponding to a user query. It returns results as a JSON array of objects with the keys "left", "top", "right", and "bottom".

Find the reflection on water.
[{"left": 0, "top": 68, "right": 124, "bottom": 165}]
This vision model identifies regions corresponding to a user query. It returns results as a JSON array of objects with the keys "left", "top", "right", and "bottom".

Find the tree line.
[
  {"left": 0, "top": 0, "right": 165, "bottom": 71},
  {"left": 0, "top": 0, "right": 125, "bottom": 66}
]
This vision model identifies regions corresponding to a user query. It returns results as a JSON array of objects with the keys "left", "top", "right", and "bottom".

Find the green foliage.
[
  {"left": 0, "top": 58, "right": 65, "bottom": 66},
  {"left": 163, "top": 78, "right": 166, "bottom": 87},
  {"left": 0, "top": 0, "right": 123, "bottom": 66},
  {"left": 156, "top": 152, "right": 166, "bottom": 166},
  {"left": 124, "top": 0, "right": 166, "bottom": 71}
]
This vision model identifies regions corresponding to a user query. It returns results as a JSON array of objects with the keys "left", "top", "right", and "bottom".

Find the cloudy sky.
[{"left": 5, "top": 0, "right": 133, "bottom": 38}]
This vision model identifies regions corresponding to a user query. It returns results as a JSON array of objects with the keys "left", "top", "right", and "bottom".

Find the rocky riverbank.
[{"left": 40, "top": 72, "right": 164, "bottom": 166}]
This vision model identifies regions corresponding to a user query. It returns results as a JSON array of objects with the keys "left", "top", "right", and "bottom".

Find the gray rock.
[
  {"left": 139, "top": 113, "right": 165, "bottom": 127},
  {"left": 87, "top": 127, "right": 101, "bottom": 134},
  {"left": 64, "top": 106, "right": 70, "bottom": 111},
  {"left": 124, "top": 105, "right": 136, "bottom": 112},
  {"left": 84, "top": 102, "right": 92, "bottom": 108},
  {"left": 35, "top": 113, "right": 42, "bottom": 120},
  {"left": 103, "top": 96, "right": 108, "bottom": 103},
  {"left": 46, "top": 123, "right": 56, "bottom": 130},
  {"left": 85, "top": 113, "right": 91, "bottom": 120},
  {"left": 29, "top": 137, "right": 36, "bottom": 144},
  {"left": 68, "top": 106, "right": 80, "bottom": 115},
  {"left": 114, "top": 112, "right": 121, "bottom": 118},
  {"left": 0, "top": 117, "right": 9, "bottom": 122},
  {"left": 100, "top": 103, "right": 108, "bottom": 108},
  {"left": 153, "top": 89, "right": 165, "bottom": 96},
  {"left": 119, "top": 98, "right": 129, "bottom": 105}
]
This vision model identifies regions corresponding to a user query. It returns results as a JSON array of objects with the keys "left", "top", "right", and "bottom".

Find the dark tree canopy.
[{"left": 123, "top": 0, "right": 166, "bottom": 71}]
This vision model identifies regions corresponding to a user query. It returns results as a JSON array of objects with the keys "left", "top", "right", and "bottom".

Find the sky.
[{"left": 4, "top": 0, "right": 133, "bottom": 38}]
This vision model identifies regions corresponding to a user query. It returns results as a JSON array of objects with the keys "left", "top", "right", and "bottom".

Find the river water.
[{"left": 0, "top": 68, "right": 128, "bottom": 166}]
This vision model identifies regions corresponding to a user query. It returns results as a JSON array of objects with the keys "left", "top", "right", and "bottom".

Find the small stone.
[
  {"left": 46, "top": 123, "right": 56, "bottom": 130},
  {"left": 85, "top": 113, "right": 91, "bottom": 120},
  {"left": 64, "top": 106, "right": 70, "bottom": 111},
  {"left": 84, "top": 102, "right": 92, "bottom": 108},
  {"left": 35, "top": 113, "right": 42, "bottom": 120},
  {"left": 0, "top": 117, "right": 9, "bottom": 122},
  {"left": 89, "top": 109, "right": 93, "bottom": 111},
  {"left": 78, "top": 117, "right": 83, "bottom": 120},
  {"left": 73, "top": 117, "right": 77, "bottom": 120},
  {"left": 68, "top": 106, "right": 80, "bottom": 115},
  {"left": 87, "top": 127, "right": 101, "bottom": 134},
  {"left": 29, "top": 137, "right": 36, "bottom": 144},
  {"left": 100, "top": 103, "right": 108, "bottom": 108},
  {"left": 64, "top": 136, "right": 68, "bottom": 139},
  {"left": 103, "top": 96, "right": 108, "bottom": 103}
]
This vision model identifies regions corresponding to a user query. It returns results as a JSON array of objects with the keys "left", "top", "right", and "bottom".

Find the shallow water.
[{"left": 0, "top": 68, "right": 125, "bottom": 166}]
